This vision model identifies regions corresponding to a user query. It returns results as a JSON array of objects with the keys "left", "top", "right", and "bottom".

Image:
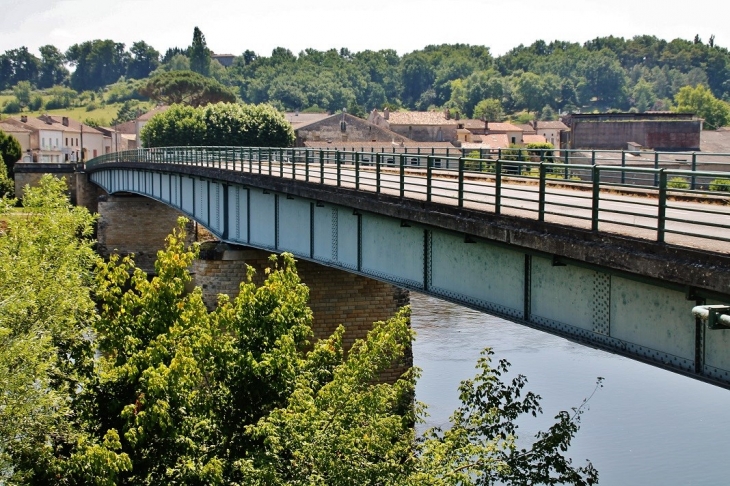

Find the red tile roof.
[
  {"left": 382, "top": 111, "right": 458, "bottom": 126},
  {"left": 523, "top": 134, "right": 548, "bottom": 144}
]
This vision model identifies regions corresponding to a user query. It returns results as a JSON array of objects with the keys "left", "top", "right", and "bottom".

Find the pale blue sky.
[{"left": 1, "top": 0, "right": 728, "bottom": 57}]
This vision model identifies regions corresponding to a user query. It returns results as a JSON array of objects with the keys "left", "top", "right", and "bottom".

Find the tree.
[
  {"left": 127, "top": 41, "right": 160, "bottom": 79},
  {"left": 112, "top": 100, "right": 146, "bottom": 125},
  {"left": 140, "top": 102, "right": 295, "bottom": 147},
  {"left": 139, "top": 70, "right": 237, "bottom": 107},
  {"left": 474, "top": 98, "right": 504, "bottom": 122},
  {"left": 66, "top": 39, "right": 129, "bottom": 91},
  {"left": 38, "top": 44, "right": 69, "bottom": 88},
  {"left": 0, "top": 47, "right": 40, "bottom": 89},
  {"left": 189, "top": 27, "right": 211, "bottom": 76},
  {"left": 0, "top": 176, "right": 131, "bottom": 483},
  {"left": 12, "top": 80, "right": 32, "bottom": 109},
  {"left": 0, "top": 129, "right": 22, "bottom": 175},
  {"left": 0, "top": 154, "right": 12, "bottom": 197},
  {"left": 515, "top": 72, "right": 560, "bottom": 113},
  {"left": 673, "top": 84, "right": 730, "bottom": 129}
]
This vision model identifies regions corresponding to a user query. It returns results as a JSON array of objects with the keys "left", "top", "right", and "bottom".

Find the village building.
[
  {"left": 367, "top": 108, "right": 459, "bottom": 143},
  {"left": 3, "top": 116, "right": 65, "bottom": 163},
  {"left": 37, "top": 115, "right": 109, "bottom": 160},
  {"left": 303, "top": 140, "right": 460, "bottom": 169},
  {"left": 294, "top": 112, "right": 410, "bottom": 147}
]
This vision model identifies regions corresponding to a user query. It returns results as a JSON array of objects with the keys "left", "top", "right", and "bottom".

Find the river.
[{"left": 410, "top": 292, "right": 730, "bottom": 486}]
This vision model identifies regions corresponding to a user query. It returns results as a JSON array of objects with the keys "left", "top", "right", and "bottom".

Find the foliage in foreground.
[{"left": 0, "top": 178, "right": 598, "bottom": 484}]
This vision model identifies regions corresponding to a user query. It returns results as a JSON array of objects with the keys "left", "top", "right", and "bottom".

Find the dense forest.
[{"left": 1, "top": 29, "right": 729, "bottom": 127}]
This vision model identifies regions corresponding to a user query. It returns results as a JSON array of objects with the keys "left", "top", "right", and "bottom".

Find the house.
[
  {"left": 294, "top": 112, "right": 410, "bottom": 147},
  {"left": 37, "top": 115, "right": 108, "bottom": 161},
  {"left": 211, "top": 54, "right": 236, "bottom": 67},
  {"left": 96, "top": 124, "right": 137, "bottom": 152},
  {"left": 532, "top": 121, "right": 568, "bottom": 148},
  {"left": 4, "top": 116, "right": 65, "bottom": 163},
  {"left": 367, "top": 108, "right": 458, "bottom": 143},
  {"left": 284, "top": 112, "right": 332, "bottom": 131},
  {"left": 483, "top": 122, "right": 524, "bottom": 146}
]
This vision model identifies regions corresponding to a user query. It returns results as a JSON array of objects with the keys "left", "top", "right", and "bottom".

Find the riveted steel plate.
[
  {"left": 278, "top": 196, "right": 312, "bottom": 256},
  {"left": 361, "top": 214, "right": 424, "bottom": 289}
]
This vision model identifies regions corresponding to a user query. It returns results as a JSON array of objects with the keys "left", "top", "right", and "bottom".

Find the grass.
[{"left": 0, "top": 100, "right": 150, "bottom": 127}]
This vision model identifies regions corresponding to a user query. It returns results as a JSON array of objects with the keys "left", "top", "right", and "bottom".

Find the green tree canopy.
[
  {"left": 673, "top": 84, "right": 730, "bottom": 129},
  {"left": 140, "top": 102, "right": 295, "bottom": 147},
  {"left": 139, "top": 70, "right": 237, "bottom": 107},
  {"left": 189, "top": 27, "right": 211, "bottom": 77}
]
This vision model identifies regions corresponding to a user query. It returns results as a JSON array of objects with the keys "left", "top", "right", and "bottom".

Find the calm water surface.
[{"left": 411, "top": 292, "right": 730, "bottom": 486}]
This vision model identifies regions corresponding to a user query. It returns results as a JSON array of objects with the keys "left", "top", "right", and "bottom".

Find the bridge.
[{"left": 72, "top": 146, "right": 730, "bottom": 387}]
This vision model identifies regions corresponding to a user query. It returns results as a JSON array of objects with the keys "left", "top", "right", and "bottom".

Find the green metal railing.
[{"left": 86, "top": 146, "right": 730, "bottom": 248}]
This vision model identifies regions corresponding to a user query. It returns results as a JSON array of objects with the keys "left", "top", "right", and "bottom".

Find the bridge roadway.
[{"left": 85, "top": 148, "right": 730, "bottom": 388}]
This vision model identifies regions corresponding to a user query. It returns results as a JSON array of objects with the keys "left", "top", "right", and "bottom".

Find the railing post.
[
  {"left": 279, "top": 148, "right": 284, "bottom": 178},
  {"left": 320, "top": 150, "right": 325, "bottom": 184},
  {"left": 305, "top": 149, "right": 310, "bottom": 182},
  {"left": 458, "top": 156, "right": 465, "bottom": 207},
  {"left": 564, "top": 149, "right": 570, "bottom": 165},
  {"left": 355, "top": 151, "right": 360, "bottom": 190},
  {"left": 654, "top": 151, "right": 660, "bottom": 187},
  {"left": 591, "top": 165, "right": 600, "bottom": 231},
  {"left": 658, "top": 169, "right": 667, "bottom": 243},
  {"left": 691, "top": 152, "right": 697, "bottom": 190},
  {"left": 268, "top": 148, "right": 273, "bottom": 176},
  {"left": 336, "top": 150, "right": 341, "bottom": 187},
  {"left": 621, "top": 150, "right": 626, "bottom": 184},
  {"left": 538, "top": 162, "right": 546, "bottom": 222},
  {"left": 376, "top": 153, "right": 381, "bottom": 193},
  {"left": 426, "top": 155, "right": 433, "bottom": 202},
  {"left": 258, "top": 147, "right": 262, "bottom": 174},
  {"left": 495, "top": 159, "right": 502, "bottom": 214},
  {"left": 399, "top": 154, "right": 405, "bottom": 197}
]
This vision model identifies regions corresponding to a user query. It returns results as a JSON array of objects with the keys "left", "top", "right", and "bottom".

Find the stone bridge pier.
[{"left": 97, "top": 195, "right": 411, "bottom": 382}]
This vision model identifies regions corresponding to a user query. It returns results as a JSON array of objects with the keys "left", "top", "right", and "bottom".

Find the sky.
[{"left": 1, "top": 0, "right": 729, "bottom": 58}]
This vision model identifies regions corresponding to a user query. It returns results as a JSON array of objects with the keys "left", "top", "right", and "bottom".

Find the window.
[
  {"left": 42, "top": 137, "right": 45, "bottom": 148},
  {"left": 76, "top": 138, "right": 79, "bottom": 146},
  {"left": 434, "top": 158, "right": 442, "bottom": 168},
  {"left": 411, "top": 158, "right": 419, "bottom": 166},
  {"left": 66, "top": 137, "right": 68, "bottom": 146},
  {"left": 511, "top": 137, "right": 516, "bottom": 144}
]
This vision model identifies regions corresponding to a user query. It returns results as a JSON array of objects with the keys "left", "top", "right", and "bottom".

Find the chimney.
[
  {"left": 62, "top": 116, "right": 69, "bottom": 127},
  {"left": 445, "top": 109, "right": 451, "bottom": 120},
  {"left": 20, "top": 115, "right": 27, "bottom": 123},
  {"left": 383, "top": 107, "right": 390, "bottom": 120}
]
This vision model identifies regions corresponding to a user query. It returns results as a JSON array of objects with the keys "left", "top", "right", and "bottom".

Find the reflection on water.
[{"left": 411, "top": 292, "right": 730, "bottom": 486}]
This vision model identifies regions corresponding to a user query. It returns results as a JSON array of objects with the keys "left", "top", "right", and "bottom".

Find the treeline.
[{"left": 2, "top": 30, "right": 730, "bottom": 122}]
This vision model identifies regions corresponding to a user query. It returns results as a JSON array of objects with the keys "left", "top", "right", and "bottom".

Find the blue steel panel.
[
  {"left": 170, "top": 174, "right": 179, "bottom": 207},
  {"left": 249, "top": 190, "right": 276, "bottom": 249},
  {"left": 702, "top": 298, "right": 730, "bottom": 381},
  {"left": 161, "top": 174, "right": 170, "bottom": 203},
  {"left": 312, "top": 204, "right": 333, "bottom": 262},
  {"left": 194, "top": 179, "right": 209, "bottom": 226},
  {"left": 181, "top": 177, "right": 194, "bottom": 214},
  {"left": 530, "top": 256, "right": 599, "bottom": 333},
  {"left": 429, "top": 231, "right": 524, "bottom": 318},
  {"left": 337, "top": 208, "right": 358, "bottom": 270},
  {"left": 152, "top": 173, "right": 161, "bottom": 199},
  {"left": 360, "top": 214, "right": 424, "bottom": 288},
  {"left": 278, "top": 197, "right": 311, "bottom": 256},
  {"left": 227, "top": 186, "right": 248, "bottom": 243},
  {"left": 611, "top": 277, "right": 695, "bottom": 363},
  {"left": 209, "top": 182, "right": 223, "bottom": 234}
]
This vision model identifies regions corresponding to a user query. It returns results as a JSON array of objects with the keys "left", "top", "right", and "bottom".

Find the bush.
[
  {"left": 85, "top": 102, "right": 99, "bottom": 111},
  {"left": 28, "top": 94, "right": 44, "bottom": 111},
  {"left": 668, "top": 177, "right": 690, "bottom": 189},
  {"left": 709, "top": 178, "right": 730, "bottom": 192},
  {"left": 141, "top": 102, "right": 295, "bottom": 148},
  {"left": 2, "top": 99, "right": 21, "bottom": 114}
]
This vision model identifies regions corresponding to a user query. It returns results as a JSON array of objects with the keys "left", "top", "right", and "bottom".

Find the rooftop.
[
  {"left": 37, "top": 115, "right": 105, "bottom": 134},
  {"left": 284, "top": 112, "right": 331, "bottom": 129},
  {"left": 382, "top": 111, "right": 458, "bottom": 126},
  {"left": 485, "top": 122, "right": 523, "bottom": 132},
  {"left": 535, "top": 120, "right": 568, "bottom": 130}
]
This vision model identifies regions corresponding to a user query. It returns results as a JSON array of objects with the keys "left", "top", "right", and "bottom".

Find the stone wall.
[
  {"left": 97, "top": 195, "right": 195, "bottom": 272},
  {"left": 13, "top": 162, "right": 78, "bottom": 202},
  {"left": 192, "top": 246, "right": 411, "bottom": 383}
]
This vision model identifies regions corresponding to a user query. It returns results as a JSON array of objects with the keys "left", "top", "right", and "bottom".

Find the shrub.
[
  {"left": 709, "top": 178, "right": 730, "bottom": 192},
  {"left": 2, "top": 99, "right": 21, "bottom": 114},
  {"left": 668, "top": 177, "right": 690, "bottom": 190}
]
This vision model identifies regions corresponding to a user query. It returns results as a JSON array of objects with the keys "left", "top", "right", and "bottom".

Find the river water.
[{"left": 410, "top": 292, "right": 730, "bottom": 486}]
